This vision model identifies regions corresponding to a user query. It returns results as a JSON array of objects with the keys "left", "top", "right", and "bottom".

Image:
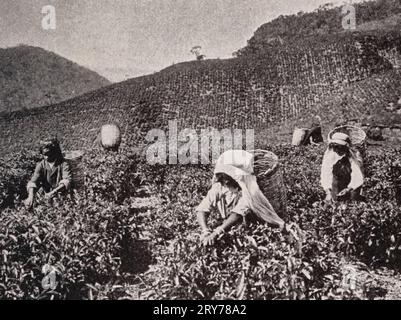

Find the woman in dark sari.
[
  {"left": 320, "top": 132, "right": 364, "bottom": 202},
  {"left": 302, "top": 122, "right": 324, "bottom": 146}
]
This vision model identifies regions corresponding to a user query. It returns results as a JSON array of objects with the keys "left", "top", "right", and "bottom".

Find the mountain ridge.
[
  {"left": 1, "top": 30, "right": 400, "bottom": 155},
  {"left": 0, "top": 45, "right": 111, "bottom": 113}
]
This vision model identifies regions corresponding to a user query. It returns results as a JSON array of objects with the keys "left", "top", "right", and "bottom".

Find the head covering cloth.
[
  {"left": 213, "top": 150, "right": 284, "bottom": 227},
  {"left": 328, "top": 132, "right": 351, "bottom": 147}
]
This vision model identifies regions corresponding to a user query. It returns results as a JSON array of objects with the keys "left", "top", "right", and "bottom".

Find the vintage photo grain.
[{"left": 0, "top": 0, "right": 401, "bottom": 301}]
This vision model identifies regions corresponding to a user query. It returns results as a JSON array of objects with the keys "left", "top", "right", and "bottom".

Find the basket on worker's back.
[
  {"left": 252, "top": 150, "right": 288, "bottom": 221},
  {"left": 64, "top": 150, "right": 85, "bottom": 190},
  {"left": 328, "top": 125, "right": 367, "bottom": 160},
  {"left": 292, "top": 128, "right": 308, "bottom": 146},
  {"left": 101, "top": 124, "right": 121, "bottom": 151}
]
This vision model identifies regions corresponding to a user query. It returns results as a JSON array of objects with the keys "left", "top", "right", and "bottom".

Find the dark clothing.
[
  {"left": 332, "top": 157, "right": 362, "bottom": 201},
  {"left": 302, "top": 126, "right": 323, "bottom": 145},
  {"left": 321, "top": 148, "right": 364, "bottom": 202},
  {"left": 27, "top": 160, "right": 72, "bottom": 193},
  {"left": 332, "top": 157, "right": 352, "bottom": 192}
]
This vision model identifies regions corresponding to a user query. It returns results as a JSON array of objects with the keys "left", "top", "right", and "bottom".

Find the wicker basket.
[
  {"left": 292, "top": 128, "right": 308, "bottom": 146},
  {"left": 64, "top": 150, "right": 85, "bottom": 189},
  {"left": 328, "top": 125, "right": 367, "bottom": 160},
  {"left": 252, "top": 150, "right": 288, "bottom": 220},
  {"left": 101, "top": 124, "right": 121, "bottom": 150}
]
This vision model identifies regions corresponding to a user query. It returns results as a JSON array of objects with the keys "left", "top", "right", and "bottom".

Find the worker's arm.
[
  {"left": 45, "top": 184, "right": 66, "bottom": 199},
  {"left": 338, "top": 158, "right": 364, "bottom": 197},
  {"left": 24, "top": 162, "right": 43, "bottom": 208},
  {"left": 219, "top": 213, "right": 242, "bottom": 232},
  {"left": 348, "top": 159, "right": 364, "bottom": 190},
  {"left": 27, "top": 162, "right": 43, "bottom": 190},
  {"left": 320, "top": 150, "right": 334, "bottom": 201},
  {"left": 195, "top": 184, "right": 220, "bottom": 236},
  {"left": 196, "top": 211, "right": 211, "bottom": 234},
  {"left": 59, "top": 161, "right": 72, "bottom": 191},
  {"left": 203, "top": 213, "right": 242, "bottom": 246},
  {"left": 310, "top": 136, "right": 319, "bottom": 146},
  {"left": 202, "top": 194, "right": 250, "bottom": 246},
  {"left": 24, "top": 187, "right": 36, "bottom": 209}
]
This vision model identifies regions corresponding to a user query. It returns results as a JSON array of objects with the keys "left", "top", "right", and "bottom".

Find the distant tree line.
[{"left": 234, "top": 0, "right": 401, "bottom": 57}]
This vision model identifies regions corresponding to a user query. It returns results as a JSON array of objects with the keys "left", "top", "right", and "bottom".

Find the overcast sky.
[{"left": 0, "top": 0, "right": 364, "bottom": 82}]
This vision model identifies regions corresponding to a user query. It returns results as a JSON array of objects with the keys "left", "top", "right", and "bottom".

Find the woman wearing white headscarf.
[
  {"left": 321, "top": 132, "right": 364, "bottom": 202},
  {"left": 195, "top": 150, "right": 294, "bottom": 246}
]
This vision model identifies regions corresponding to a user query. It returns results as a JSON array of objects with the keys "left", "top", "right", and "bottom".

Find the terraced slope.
[{"left": 0, "top": 32, "right": 400, "bottom": 155}]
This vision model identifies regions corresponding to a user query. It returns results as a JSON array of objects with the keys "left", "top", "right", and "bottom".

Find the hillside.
[
  {"left": 0, "top": 31, "right": 400, "bottom": 155},
  {"left": 0, "top": 45, "right": 110, "bottom": 113},
  {"left": 236, "top": 0, "right": 401, "bottom": 56}
]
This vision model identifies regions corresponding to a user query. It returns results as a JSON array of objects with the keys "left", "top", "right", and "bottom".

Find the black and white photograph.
[{"left": 0, "top": 0, "right": 401, "bottom": 304}]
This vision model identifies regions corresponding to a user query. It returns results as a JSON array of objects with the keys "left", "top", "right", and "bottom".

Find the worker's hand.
[
  {"left": 202, "top": 226, "right": 225, "bottom": 246},
  {"left": 324, "top": 192, "right": 333, "bottom": 203},
  {"left": 44, "top": 191, "right": 55, "bottom": 200},
  {"left": 338, "top": 188, "right": 352, "bottom": 197},
  {"left": 24, "top": 196, "right": 34, "bottom": 209},
  {"left": 323, "top": 193, "right": 334, "bottom": 210},
  {"left": 200, "top": 229, "right": 211, "bottom": 242},
  {"left": 282, "top": 223, "right": 304, "bottom": 256},
  {"left": 202, "top": 232, "right": 218, "bottom": 247}
]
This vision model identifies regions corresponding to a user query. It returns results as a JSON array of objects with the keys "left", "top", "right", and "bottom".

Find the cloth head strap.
[
  {"left": 213, "top": 150, "right": 254, "bottom": 179},
  {"left": 329, "top": 132, "right": 350, "bottom": 146}
]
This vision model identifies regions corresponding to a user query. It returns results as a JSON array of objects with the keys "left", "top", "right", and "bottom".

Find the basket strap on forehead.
[{"left": 214, "top": 150, "right": 254, "bottom": 176}]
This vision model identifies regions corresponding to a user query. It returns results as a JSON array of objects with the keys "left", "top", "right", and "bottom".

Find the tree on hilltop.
[{"left": 190, "top": 46, "right": 206, "bottom": 61}]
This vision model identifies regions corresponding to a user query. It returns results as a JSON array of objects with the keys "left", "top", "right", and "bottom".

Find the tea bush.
[
  {"left": 0, "top": 196, "right": 142, "bottom": 299},
  {"left": 0, "top": 150, "right": 145, "bottom": 299},
  {"left": 0, "top": 144, "right": 400, "bottom": 299},
  {"left": 132, "top": 145, "right": 401, "bottom": 300},
  {"left": 0, "top": 149, "right": 41, "bottom": 210}
]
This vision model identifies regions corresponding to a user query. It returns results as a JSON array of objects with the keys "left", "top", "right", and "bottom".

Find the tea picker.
[
  {"left": 292, "top": 116, "right": 323, "bottom": 146},
  {"left": 24, "top": 138, "right": 73, "bottom": 209},
  {"left": 195, "top": 150, "right": 303, "bottom": 248},
  {"left": 302, "top": 122, "right": 324, "bottom": 146},
  {"left": 321, "top": 126, "right": 366, "bottom": 203}
]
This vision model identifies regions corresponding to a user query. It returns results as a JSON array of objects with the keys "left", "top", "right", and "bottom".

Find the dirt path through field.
[
  {"left": 341, "top": 260, "right": 401, "bottom": 300},
  {"left": 373, "top": 270, "right": 401, "bottom": 299}
]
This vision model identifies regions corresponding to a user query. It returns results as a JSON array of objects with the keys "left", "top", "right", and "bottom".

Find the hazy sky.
[{"left": 0, "top": 0, "right": 363, "bottom": 82}]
